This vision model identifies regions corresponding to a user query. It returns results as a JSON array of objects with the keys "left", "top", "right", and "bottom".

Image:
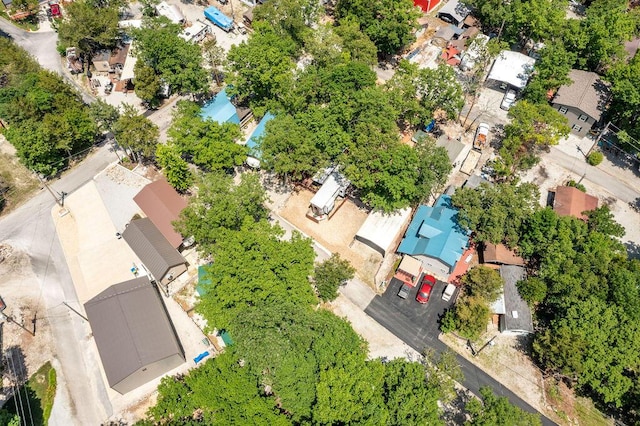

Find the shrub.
[
  {"left": 587, "top": 151, "right": 603, "bottom": 166},
  {"left": 566, "top": 180, "right": 586, "bottom": 192}
]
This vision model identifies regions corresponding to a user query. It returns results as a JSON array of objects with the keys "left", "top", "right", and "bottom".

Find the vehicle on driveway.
[
  {"left": 474, "top": 123, "right": 490, "bottom": 150},
  {"left": 501, "top": 89, "right": 517, "bottom": 110},
  {"left": 442, "top": 283, "right": 458, "bottom": 302},
  {"left": 397, "top": 284, "right": 411, "bottom": 299},
  {"left": 416, "top": 275, "right": 435, "bottom": 303}
]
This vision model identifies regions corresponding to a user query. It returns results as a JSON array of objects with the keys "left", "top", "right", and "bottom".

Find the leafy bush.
[
  {"left": 314, "top": 253, "right": 355, "bottom": 302},
  {"left": 566, "top": 180, "right": 586, "bottom": 192},
  {"left": 587, "top": 151, "right": 604, "bottom": 166}
]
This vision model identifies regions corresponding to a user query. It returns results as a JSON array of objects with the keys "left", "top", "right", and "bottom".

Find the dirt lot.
[
  {"left": 0, "top": 244, "right": 56, "bottom": 405},
  {"left": 0, "top": 137, "right": 39, "bottom": 215},
  {"left": 278, "top": 189, "right": 382, "bottom": 285}
]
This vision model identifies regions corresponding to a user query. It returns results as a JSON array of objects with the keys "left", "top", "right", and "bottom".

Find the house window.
[
  {"left": 572, "top": 124, "right": 583, "bottom": 132},
  {"left": 578, "top": 114, "right": 588, "bottom": 122},
  {"left": 559, "top": 106, "right": 568, "bottom": 114}
]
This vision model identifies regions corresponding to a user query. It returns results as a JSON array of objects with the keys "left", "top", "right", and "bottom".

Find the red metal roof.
[{"left": 133, "top": 179, "right": 188, "bottom": 248}]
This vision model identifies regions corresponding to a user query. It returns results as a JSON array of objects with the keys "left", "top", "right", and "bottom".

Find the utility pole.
[{"left": 34, "top": 172, "right": 63, "bottom": 207}]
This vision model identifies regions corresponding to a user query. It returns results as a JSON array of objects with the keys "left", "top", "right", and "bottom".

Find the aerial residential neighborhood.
[{"left": 0, "top": 0, "right": 639, "bottom": 424}]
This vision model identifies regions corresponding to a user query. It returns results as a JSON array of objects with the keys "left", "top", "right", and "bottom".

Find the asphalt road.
[{"left": 365, "top": 278, "right": 557, "bottom": 426}]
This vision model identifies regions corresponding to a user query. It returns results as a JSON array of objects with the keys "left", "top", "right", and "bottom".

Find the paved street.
[{"left": 365, "top": 278, "right": 557, "bottom": 426}]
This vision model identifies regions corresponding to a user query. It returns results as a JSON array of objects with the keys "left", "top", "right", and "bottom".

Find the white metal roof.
[
  {"left": 310, "top": 172, "right": 349, "bottom": 210},
  {"left": 156, "top": 1, "right": 184, "bottom": 24},
  {"left": 120, "top": 42, "right": 137, "bottom": 81},
  {"left": 355, "top": 208, "right": 412, "bottom": 256},
  {"left": 487, "top": 50, "right": 536, "bottom": 90}
]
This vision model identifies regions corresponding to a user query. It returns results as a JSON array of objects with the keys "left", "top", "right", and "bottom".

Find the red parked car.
[
  {"left": 48, "top": 0, "right": 61, "bottom": 17},
  {"left": 416, "top": 275, "right": 436, "bottom": 304}
]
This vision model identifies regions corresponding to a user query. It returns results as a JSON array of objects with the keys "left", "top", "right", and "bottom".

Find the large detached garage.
[
  {"left": 355, "top": 208, "right": 412, "bottom": 257},
  {"left": 84, "top": 277, "right": 185, "bottom": 394}
]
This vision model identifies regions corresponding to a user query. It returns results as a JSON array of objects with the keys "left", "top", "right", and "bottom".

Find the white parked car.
[
  {"left": 442, "top": 283, "right": 458, "bottom": 302},
  {"left": 501, "top": 89, "right": 517, "bottom": 110}
]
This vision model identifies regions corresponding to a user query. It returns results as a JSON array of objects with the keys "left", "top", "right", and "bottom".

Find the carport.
[
  {"left": 486, "top": 50, "right": 536, "bottom": 91},
  {"left": 354, "top": 208, "right": 412, "bottom": 257}
]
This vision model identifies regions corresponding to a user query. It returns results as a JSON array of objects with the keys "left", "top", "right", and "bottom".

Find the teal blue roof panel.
[
  {"left": 245, "top": 112, "right": 274, "bottom": 160},
  {"left": 397, "top": 195, "right": 469, "bottom": 270},
  {"left": 200, "top": 88, "right": 240, "bottom": 125}
]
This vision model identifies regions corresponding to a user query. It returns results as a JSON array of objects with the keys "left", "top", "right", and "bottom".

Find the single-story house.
[
  {"left": 437, "top": 0, "right": 470, "bottom": 27},
  {"left": 245, "top": 112, "right": 275, "bottom": 168},
  {"left": 552, "top": 186, "right": 598, "bottom": 220},
  {"left": 123, "top": 218, "right": 187, "bottom": 291},
  {"left": 482, "top": 243, "right": 525, "bottom": 266},
  {"left": 84, "top": 276, "right": 185, "bottom": 394},
  {"left": 436, "top": 134, "right": 471, "bottom": 171},
  {"left": 309, "top": 171, "right": 350, "bottom": 219},
  {"left": 414, "top": 0, "right": 442, "bottom": 12},
  {"left": 200, "top": 88, "right": 252, "bottom": 126},
  {"left": 397, "top": 195, "right": 470, "bottom": 278},
  {"left": 486, "top": 50, "right": 536, "bottom": 91},
  {"left": 490, "top": 265, "right": 533, "bottom": 335},
  {"left": 133, "top": 179, "right": 188, "bottom": 248},
  {"left": 551, "top": 69, "right": 610, "bottom": 137},
  {"left": 394, "top": 255, "right": 424, "bottom": 286},
  {"left": 355, "top": 208, "right": 412, "bottom": 257}
]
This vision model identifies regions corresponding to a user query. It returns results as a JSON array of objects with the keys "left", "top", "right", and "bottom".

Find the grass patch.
[
  {"left": 0, "top": 11, "right": 39, "bottom": 31},
  {"left": 575, "top": 396, "right": 612, "bottom": 426},
  {"left": 0, "top": 151, "right": 40, "bottom": 216},
  {"left": 5, "top": 362, "right": 57, "bottom": 425}
]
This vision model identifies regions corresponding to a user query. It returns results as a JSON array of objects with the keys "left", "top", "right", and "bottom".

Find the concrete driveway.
[{"left": 365, "top": 277, "right": 557, "bottom": 426}]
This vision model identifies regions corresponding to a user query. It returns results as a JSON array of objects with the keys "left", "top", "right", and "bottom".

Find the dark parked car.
[
  {"left": 416, "top": 275, "right": 435, "bottom": 304},
  {"left": 397, "top": 284, "right": 411, "bottom": 299}
]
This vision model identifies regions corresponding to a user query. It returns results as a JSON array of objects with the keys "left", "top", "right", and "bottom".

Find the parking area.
[{"left": 364, "top": 276, "right": 453, "bottom": 353}]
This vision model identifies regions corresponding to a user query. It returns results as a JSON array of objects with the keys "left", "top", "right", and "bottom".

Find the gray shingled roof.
[
  {"left": 553, "top": 69, "right": 610, "bottom": 121},
  {"left": 500, "top": 265, "right": 534, "bottom": 334},
  {"left": 123, "top": 218, "right": 186, "bottom": 281},
  {"left": 84, "top": 277, "right": 184, "bottom": 389}
]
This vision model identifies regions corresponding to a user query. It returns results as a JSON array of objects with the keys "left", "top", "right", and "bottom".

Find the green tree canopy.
[
  {"left": 113, "top": 104, "right": 159, "bottom": 161},
  {"left": 168, "top": 100, "right": 244, "bottom": 172},
  {"left": 155, "top": 143, "right": 193, "bottom": 192},
  {"left": 466, "top": 386, "right": 542, "bottom": 425},
  {"left": 57, "top": 0, "right": 120, "bottom": 55},
  {"left": 132, "top": 20, "right": 209, "bottom": 96},
  {"left": 336, "top": 0, "right": 420, "bottom": 55},
  {"left": 314, "top": 253, "right": 356, "bottom": 302},
  {"left": 451, "top": 182, "right": 539, "bottom": 247},
  {"left": 175, "top": 172, "right": 269, "bottom": 256},
  {"left": 462, "top": 266, "right": 504, "bottom": 302}
]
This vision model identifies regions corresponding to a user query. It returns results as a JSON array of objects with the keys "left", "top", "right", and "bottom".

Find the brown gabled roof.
[
  {"left": 553, "top": 69, "right": 610, "bottom": 121},
  {"left": 553, "top": 186, "right": 598, "bottom": 220},
  {"left": 483, "top": 243, "right": 525, "bottom": 265},
  {"left": 134, "top": 179, "right": 187, "bottom": 248},
  {"left": 84, "top": 277, "right": 184, "bottom": 393},
  {"left": 122, "top": 218, "right": 186, "bottom": 281}
]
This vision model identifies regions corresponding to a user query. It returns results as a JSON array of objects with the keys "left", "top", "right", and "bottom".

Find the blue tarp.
[
  {"left": 204, "top": 6, "right": 233, "bottom": 31},
  {"left": 397, "top": 195, "right": 469, "bottom": 271},
  {"left": 245, "top": 112, "right": 275, "bottom": 160},
  {"left": 200, "top": 88, "right": 240, "bottom": 125}
]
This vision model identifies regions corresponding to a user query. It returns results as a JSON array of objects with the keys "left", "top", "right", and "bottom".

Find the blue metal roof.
[
  {"left": 245, "top": 112, "right": 274, "bottom": 160},
  {"left": 199, "top": 88, "right": 240, "bottom": 125},
  {"left": 397, "top": 195, "right": 469, "bottom": 270}
]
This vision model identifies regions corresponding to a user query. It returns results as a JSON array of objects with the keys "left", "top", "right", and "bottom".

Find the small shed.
[
  {"left": 414, "top": 0, "right": 442, "bottom": 12},
  {"left": 123, "top": 218, "right": 187, "bottom": 291},
  {"left": 133, "top": 179, "right": 188, "bottom": 248},
  {"left": 92, "top": 51, "right": 111, "bottom": 73},
  {"left": 487, "top": 51, "right": 536, "bottom": 90},
  {"left": 436, "top": 134, "right": 470, "bottom": 171},
  {"left": 84, "top": 277, "right": 185, "bottom": 394},
  {"left": 394, "top": 255, "right": 424, "bottom": 286},
  {"left": 355, "top": 208, "right": 412, "bottom": 257},
  {"left": 309, "top": 171, "right": 350, "bottom": 218}
]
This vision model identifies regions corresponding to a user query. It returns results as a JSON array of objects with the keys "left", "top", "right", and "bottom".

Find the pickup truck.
[{"left": 473, "top": 123, "right": 490, "bottom": 150}]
